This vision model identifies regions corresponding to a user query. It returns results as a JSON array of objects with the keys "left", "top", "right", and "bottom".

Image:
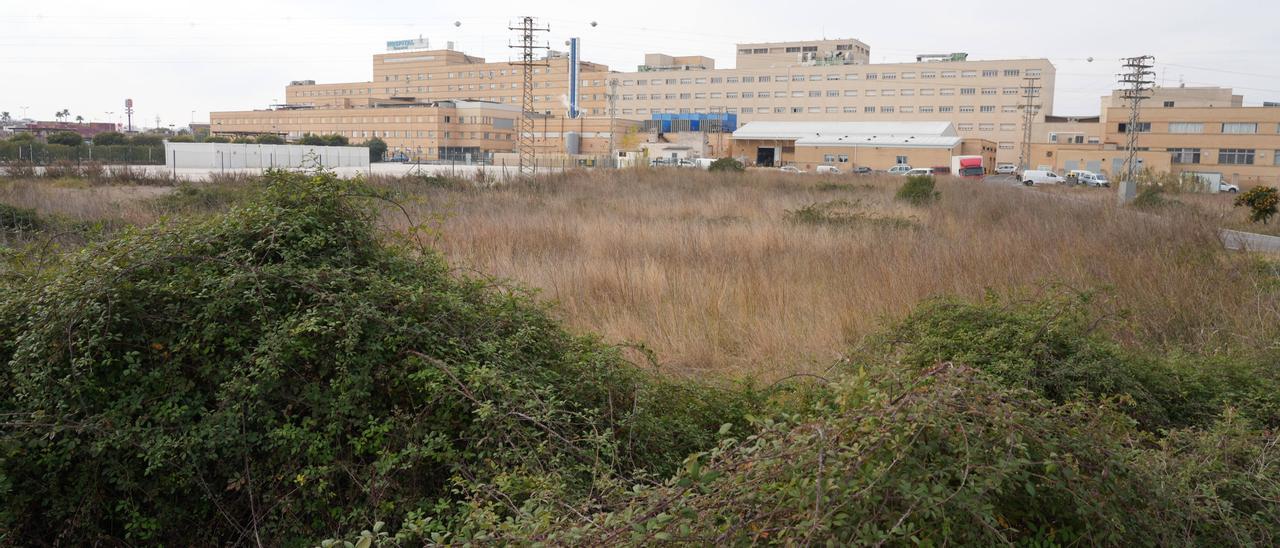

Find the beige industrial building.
[
  {"left": 1030, "top": 86, "right": 1280, "bottom": 185},
  {"left": 209, "top": 36, "right": 1278, "bottom": 183},
  {"left": 211, "top": 37, "right": 1051, "bottom": 164}
]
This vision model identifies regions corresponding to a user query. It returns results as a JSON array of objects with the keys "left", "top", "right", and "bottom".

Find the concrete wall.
[{"left": 163, "top": 143, "right": 369, "bottom": 170}]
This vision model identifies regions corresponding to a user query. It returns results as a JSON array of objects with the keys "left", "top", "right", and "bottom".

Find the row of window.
[
  {"left": 1119, "top": 122, "right": 1278, "bottom": 134},
  {"left": 622, "top": 68, "right": 1040, "bottom": 87},
  {"left": 379, "top": 67, "right": 605, "bottom": 82},
  {"left": 620, "top": 88, "right": 1025, "bottom": 100},
  {"left": 1168, "top": 148, "right": 1280, "bottom": 166},
  {"left": 618, "top": 104, "right": 1020, "bottom": 122}
]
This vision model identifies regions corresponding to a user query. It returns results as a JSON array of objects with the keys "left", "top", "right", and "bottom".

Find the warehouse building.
[{"left": 731, "top": 121, "right": 995, "bottom": 171}]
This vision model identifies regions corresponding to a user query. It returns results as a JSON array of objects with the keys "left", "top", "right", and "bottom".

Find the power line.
[{"left": 1017, "top": 76, "right": 1041, "bottom": 173}]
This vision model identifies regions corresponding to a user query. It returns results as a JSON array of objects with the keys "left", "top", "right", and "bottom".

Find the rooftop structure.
[{"left": 735, "top": 39, "right": 872, "bottom": 69}]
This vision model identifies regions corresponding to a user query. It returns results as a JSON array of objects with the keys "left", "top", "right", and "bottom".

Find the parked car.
[
  {"left": 780, "top": 165, "right": 805, "bottom": 174},
  {"left": 904, "top": 168, "right": 935, "bottom": 178},
  {"left": 1219, "top": 182, "right": 1240, "bottom": 193},
  {"left": 1067, "top": 170, "right": 1110, "bottom": 188},
  {"left": 995, "top": 163, "right": 1018, "bottom": 175},
  {"left": 887, "top": 164, "right": 912, "bottom": 176},
  {"left": 1021, "top": 170, "right": 1066, "bottom": 186},
  {"left": 816, "top": 165, "right": 842, "bottom": 174},
  {"left": 851, "top": 166, "right": 873, "bottom": 175},
  {"left": 677, "top": 158, "right": 697, "bottom": 168}
]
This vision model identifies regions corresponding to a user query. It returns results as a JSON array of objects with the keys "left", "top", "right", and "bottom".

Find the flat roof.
[{"left": 734, "top": 121, "right": 961, "bottom": 148}]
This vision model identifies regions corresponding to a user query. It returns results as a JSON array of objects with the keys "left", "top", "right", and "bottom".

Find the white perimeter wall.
[{"left": 163, "top": 142, "right": 370, "bottom": 170}]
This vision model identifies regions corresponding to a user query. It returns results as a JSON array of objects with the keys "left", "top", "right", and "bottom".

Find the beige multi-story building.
[
  {"left": 1031, "top": 87, "right": 1280, "bottom": 185},
  {"left": 211, "top": 37, "right": 1056, "bottom": 165}
]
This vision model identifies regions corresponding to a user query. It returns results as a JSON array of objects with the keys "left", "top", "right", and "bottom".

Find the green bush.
[
  {"left": 448, "top": 365, "right": 1279, "bottom": 546},
  {"left": 0, "top": 169, "right": 753, "bottom": 545},
  {"left": 129, "top": 134, "right": 165, "bottom": 146},
  {"left": 865, "top": 291, "right": 1280, "bottom": 430},
  {"left": 0, "top": 202, "right": 42, "bottom": 232},
  {"left": 255, "top": 134, "right": 286, "bottom": 145},
  {"left": 366, "top": 137, "right": 387, "bottom": 162},
  {"left": 203, "top": 136, "right": 230, "bottom": 143},
  {"left": 300, "top": 133, "right": 349, "bottom": 147},
  {"left": 896, "top": 174, "right": 939, "bottom": 205},
  {"left": 92, "top": 131, "right": 129, "bottom": 146},
  {"left": 7, "top": 133, "right": 35, "bottom": 143},
  {"left": 46, "top": 131, "right": 84, "bottom": 147},
  {"left": 707, "top": 157, "right": 744, "bottom": 173},
  {"left": 1235, "top": 186, "right": 1279, "bottom": 225}
]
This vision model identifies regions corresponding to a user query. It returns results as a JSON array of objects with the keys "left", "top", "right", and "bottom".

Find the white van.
[
  {"left": 887, "top": 164, "right": 912, "bottom": 176},
  {"left": 816, "top": 165, "right": 842, "bottom": 174},
  {"left": 1021, "top": 170, "right": 1065, "bottom": 186},
  {"left": 904, "top": 168, "right": 935, "bottom": 178}
]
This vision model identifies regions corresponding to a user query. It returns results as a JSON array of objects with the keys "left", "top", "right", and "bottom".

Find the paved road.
[{"left": 1221, "top": 229, "right": 1280, "bottom": 253}]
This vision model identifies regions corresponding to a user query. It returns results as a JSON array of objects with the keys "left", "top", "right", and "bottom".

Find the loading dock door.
[{"left": 756, "top": 147, "right": 776, "bottom": 167}]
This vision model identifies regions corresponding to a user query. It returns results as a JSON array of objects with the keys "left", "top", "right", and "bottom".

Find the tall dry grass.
[{"left": 389, "top": 169, "right": 1280, "bottom": 379}]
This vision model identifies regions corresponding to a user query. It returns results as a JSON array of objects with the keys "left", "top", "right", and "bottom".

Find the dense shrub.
[
  {"left": 203, "top": 136, "right": 230, "bottom": 143},
  {"left": 92, "top": 131, "right": 129, "bottom": 146},
  {"left": 707, "top": 157, "right": 744, "bottom": 173},
  {"left": 442, "top": 365, "right": 1279, "bottom": 546},
  {"left": 7, "top": 133, "right": 35, "bottom": 143},
  {"left": 0, "top": 202, "right": 42, "bottom": 232},
  {"left": 46, "top": 131, "right": 83, "bottom": 147},
  {"left": 129, "top": 134, "right": 165, "bottom": 146},
  {"left": 895, "top": 174, "right": 939, "bottom": 205},
  {"left": 865, "top": 291, "right": 1280, "bottom": 430},
  {"left": 255, "top": 134, "right": 286, "bottom": 145},
  {"left": 168, "top": 134, "right": 195, "bottom": 143},
  {"left": 0, "top": 169, "right": 752, "bottom": 545},
  {"left": 1235, "top": 186, "right": 1279, "bottom": 224},
  {"left": 366, "top": 137, "right": 387, "bottom": 162},
  {"left": 300, "top": 133, "right": 349, "bottom": 147}
]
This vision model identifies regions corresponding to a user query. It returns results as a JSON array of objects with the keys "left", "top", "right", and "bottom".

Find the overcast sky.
[{"left": 4, "top": 0, "right": 1279, "bottom": 129}]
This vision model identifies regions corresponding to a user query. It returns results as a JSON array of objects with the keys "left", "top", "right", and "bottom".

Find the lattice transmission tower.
[
  {"left": 1118, "top": 55, "right": 1156, "bottom": 184},
  {"left": 508, "top": 17, "right": 550, "bottom": 176},
  {"left": 1017, "top": 77, "right": 1042, "bottom": 174}
]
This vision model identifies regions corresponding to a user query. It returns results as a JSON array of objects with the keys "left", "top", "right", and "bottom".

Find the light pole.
[{"left": 20, "top": 106, "right": 29, "bottom": 119}]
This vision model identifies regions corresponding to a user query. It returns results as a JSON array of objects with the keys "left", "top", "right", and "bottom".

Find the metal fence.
[{"left": 0, "top": 143, "right": 166, "bottom": 165}]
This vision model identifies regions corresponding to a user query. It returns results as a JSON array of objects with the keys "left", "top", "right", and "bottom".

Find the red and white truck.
[{"left": 950, "top": 156, "right": 985, "bottom": 179}]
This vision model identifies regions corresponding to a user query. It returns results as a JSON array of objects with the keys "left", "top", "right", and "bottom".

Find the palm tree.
[
  {"left": 75, "top": 115, "right": 84, "bottom": 124},
  {"left": 0, "top": 111, "right": 10, "bottom": 124}
]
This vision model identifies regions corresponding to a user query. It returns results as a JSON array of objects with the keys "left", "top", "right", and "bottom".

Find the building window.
[
  {"left": 826, "top": 90, "right": 839, "bottom": 97},
  {"left": 792, "top": 91, "right": 805, "bottom": 98},
  {"left": 939, "top": 106, "right": 954, "bottom": 113},
  {"left": 881, "top": 106, "right": 894, "bottom": 113},
  {"left": 1168, "top": 122, "right": 1204, "bottom": 134},
  {"left": 920, "top": 89, "right": 935, "bottom": 96},
  {"left": 826, "top": 74, "right": 840, "bottom": 81},
  {"left": 865, "top": 106, "right": 876, "bottom": 113},
  {"left": 824, "top": 154, "right": 836, "bottom": 162},
  {"left": 958, "top": 123, "right": 974, "bottom": 131},
  {"left": 982, "top": 88, "right": 997, "bottom": 95},
  {"left": 825, "top": 107, "right": 839, "bottom": 113},
  {"left": 1169, "top": 148, "right": 1202, "bottom": 164},
  {"left": 959, "top": 106, "right": 975, "bottom": 113},
  {"left": 742, "top": 107, "right": 753, "bottom": 113},
  {"left": 940, "top": 88, "right": 955, "bottom": 96},
  {"left": 726, "top": 77, "right": 738, "bottom": 83},
  {"left": 742, "top": 92, "right": 754, "bottom": 98},
  {"left": 1275, "top": 150, "right": 1280, "bottom": 166},
  {"left": 792, "top": 107, "right": 804, "bottom": 113},
  {"left": 896, "top": 155, "right": 909, "bottom": 165},
  {"left": 843, "top": 106, "right": 857, "bottom": 113},
  {"left": 845, "top": 73, "right": 859, "bottom": 80},
  {"left": 960, "top": 88, "right": 976, "bottom": 95},
  {"left": 844, "top": 90, "right": 858, "bottom": 97},
  {"left": 921, "top": 71, "right": 937, "bottom": 79},
  {"left": 838, "top": 154, "right": 849, "bottom": 163},
  {"left": 1003, "top": 69, "right": 1021, "bottom": 77},
  {"left": 902, "top": 72, "right": 917, "bottom": 79},
  {"left": 1026, "top": 69, "right": 1042, "bottom": 77},
  {"left": 809, "top": 74, "right": 822, "bottom": 81},
  {"left": 982, "top": 70, "right": 998, "bottom": 77},
  {"left": 919, "top": 106, "right": 934, "bottom": 113},
  {"left": 961, "top": 70, "right": 977, "bottom": 78},
  {"left": 792, "top": 75, "right": 805, "bottom": 82},
  {"left": 866, "top": 73, "right": 878, "bottom": 80},
  {"left": 809, "top": 90, "right": 821, "bottom": 97},
  {"left": 882, "top": 73, "right": 897, "bottom": 79},
  {"left": 1219, "top": 149, "right": 1255, "bottom": 165},
  {"left": 1118, "top": 122, "right": 1151, "bottom": 133},
  {"left": 980, "top": 105, "right": 996, "bottom": 113},
  {"left": 1222, "top": 123, "right": 1258, "bottom": 134},
  {"left": 999, "top": 142, "right": 1015, "bottom": 150},
  {"left": 882, "top": 89, "right": 896, "bottom": 96},
  {"left": 808, "top": 107, "right": 822, "bottom": 113},
  {"left": 901, "top": 106, "right": 915, "bottom": 113}
]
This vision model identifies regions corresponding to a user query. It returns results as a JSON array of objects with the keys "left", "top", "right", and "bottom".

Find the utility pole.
[
  {"left": 1017, "top": 76, "right": 1041, "bottom": 174},
  {"left": 508, "top": 16, "right": 549, "bottom": 176},
  {"left": 607, "top": 77, "right": 619, "bottom": 168},
  {"left": 1118, "top": 56, "right": 1155, "bottom": 191}
]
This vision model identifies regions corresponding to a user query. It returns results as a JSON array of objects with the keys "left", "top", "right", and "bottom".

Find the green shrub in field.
[
  {"left": 784, "top": 200, "right": 917, "bottom": 230},
  {"left": 895, "top": 175, "right": 939, "bottom": 205},
  {"left": 864, "top": 290, "right": 1280, "bottom": 430},
  {"left": 0, "top": 202, "right": 42, "bottom": 232},
  {"left": 93, "top": 131, "right": 129, "bottom": 146},
  {"left": 46, "top": 131, "right": 83, "bottom": 147},
  {"left": 0, "top": 169, "right": 754, "bottom": 545},
  {"left": 708, "top": 157, "right": 744, "bottom": 173},
  {"left": 440, "top": 364, "right": 1279, "bottom": 546},
  {"left": 1235, "top": 186, "right": 1279, "bottom": 225}
]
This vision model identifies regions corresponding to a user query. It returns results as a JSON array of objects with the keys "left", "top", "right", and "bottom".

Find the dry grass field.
[
  {"left": 388, "top": 170, "right": 1279, "bottom": 379},
  {"left": 4, "top": 169, "right": 1278, "bottom": 381}
]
